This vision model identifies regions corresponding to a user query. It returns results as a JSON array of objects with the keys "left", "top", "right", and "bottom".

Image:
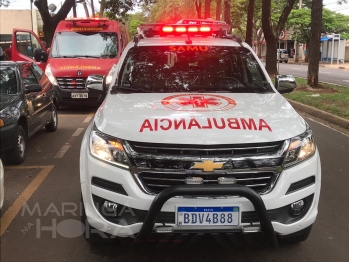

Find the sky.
[{"left": 1, "top": 0, "right": 349, "bottom": 17}]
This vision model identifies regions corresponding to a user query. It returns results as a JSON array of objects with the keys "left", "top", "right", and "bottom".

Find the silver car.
[{"left": 277, "top": 49, "right": 289, "bottom": 63}]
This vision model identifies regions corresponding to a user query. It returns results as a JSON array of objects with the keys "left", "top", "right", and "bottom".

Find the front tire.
[
  {"left": 8, "top": 125, "right": 26, "bottom": 164},
  {"left": 45, "top": 104, "right": 58, "bottom": 132}
]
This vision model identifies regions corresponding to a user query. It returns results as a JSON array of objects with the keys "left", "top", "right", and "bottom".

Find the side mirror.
[
  {"left": 275, "top": 75, "right": 296, "bottom": 94},
  {"left": 33, "top": 49, "right": 48, "bottom": 63},
  {"left": 25, "top": 84, "right": 42, "bottom": 94},
  {"left": 86, "top": 75, "right": 106, "bottom": 93}
]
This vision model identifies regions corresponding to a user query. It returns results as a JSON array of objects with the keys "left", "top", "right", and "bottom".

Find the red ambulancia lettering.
[
  {"left": 259, "top": 119, "right": 272, "bottom": 132},
  {"left": 213, "top": 118, "right": 226, "bottom": 129},
  {"left": 227, "top": 118, "right": 241, "bottom": 129},
  {"left": 139, "top": 118, "right": 272, "bottom": 132},
  {"left": 174, "top": 118, "right": 186, "bottom": 129},
  {"left": 160, "top": 119, "right": 172, "bottom": 130},
  {"left": 139, "top": 119, "right": 153, "bottom": 132},
  {"left": 241, "top": 118, "right": 257, "bottom": 130},
  {"left": 188, "top": 118, "right": 201, "bottom": 129}
]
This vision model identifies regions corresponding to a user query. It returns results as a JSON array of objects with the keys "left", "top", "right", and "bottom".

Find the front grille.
[
  {"left": 137, "top": 171, "right": 276, "bottom": 194},
  {"left": 57, "top": 77, "right": 87, "bottom": 89},
  {"left": 127, "top": 141, "right": 283, "bottom": 157},
  {"left": 124, "top": 140, "right": 288, "bottom": 195}
]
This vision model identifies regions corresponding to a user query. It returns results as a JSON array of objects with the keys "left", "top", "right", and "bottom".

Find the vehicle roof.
[
  {"left": 132, "top": 36, "right": 244, "bottom": 47},
  {"left": 0, "top": 61, "right": 30, "bottom": 67}
]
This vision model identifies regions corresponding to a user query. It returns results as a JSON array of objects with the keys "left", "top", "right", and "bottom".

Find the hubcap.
[
  {"left": 17, "top": 133, "right": 25, "bottom": 157},
  {"left": 52, "top": 108, "right": 57, "bottom": 127}
]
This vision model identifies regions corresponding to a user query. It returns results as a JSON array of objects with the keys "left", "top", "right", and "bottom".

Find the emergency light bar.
[
  {"left": 65, "top": 17, "right": 109, "bottom": 22},
  {"left": 138, "top": 23, "right": 230, "bottom": 38}
]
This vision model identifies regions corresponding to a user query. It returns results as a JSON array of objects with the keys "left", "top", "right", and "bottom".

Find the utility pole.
[{"left": 294, "top": 0, "right": 302, "bottom": 62}]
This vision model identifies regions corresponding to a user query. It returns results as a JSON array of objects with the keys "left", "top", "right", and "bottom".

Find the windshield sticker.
[
  {"left": 139, "top": 118, "right": 272, "bottom": 132},
  {"left": 162, "top": 94, "right": 236, "bottom": 112},
  {"left": 169, "top": 46, "right": 209, "bottom": 52},
  {"left": 70, "top": 27, "right": 104, "bottom": 31},
  {"left": 59, "top": 65, "right": 101, "bottom": 70}
]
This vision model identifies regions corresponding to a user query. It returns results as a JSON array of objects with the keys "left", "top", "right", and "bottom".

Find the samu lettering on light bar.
[
  {"left": 139, "top": 118, "right": 272, "bottom": 132},
  {"left": 169, "top": 46, "right": 209, "bottom": 52}
]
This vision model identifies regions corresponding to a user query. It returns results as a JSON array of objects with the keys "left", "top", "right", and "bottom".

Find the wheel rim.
[
  {"left": 52, "top": 107, "right": 57, "bottom": 127},
  {"left": 17, "top": 132, "right": 25, "bottom": 158}
]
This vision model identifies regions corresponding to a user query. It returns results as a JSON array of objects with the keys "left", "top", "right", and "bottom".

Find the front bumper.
[
  {"left": 80, "top": 124, "right": 321, "bottom": 245},
  {"left": 54, "top": 86, "right": 106, "bottom": 107}
]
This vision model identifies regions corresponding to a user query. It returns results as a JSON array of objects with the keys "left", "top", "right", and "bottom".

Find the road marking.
[
  {"left": 54, "top": 144, "right": 71, "bottom": 158},
  {"left": 84, "top": 111, "right": 95, "bottom": 123},
  {"left": 305, "top": 117, "right": 349, "bottom": 138},
  {"left": 0, "top": 166, "right": 54, "bottom": 236},
  {"left": 343, "top": 80, "right": 349, "bottom": 82},
  {"left": 54, "top": 127, "right": 85, "bottom": 158},
  {"left": 72, "top": 128, "right": 84, "bottom": 137},
  {"left": 292, "top": 68, "right": 302, "bottom": 70},
  {"left": 320, "top": 72, "right": 330, "bottom": 74}
]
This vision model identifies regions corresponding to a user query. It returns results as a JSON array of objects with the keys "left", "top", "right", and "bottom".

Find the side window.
[
  {"left": 20, "top": 64, "right": 39, "bottom": 87},
  {"left": 32, "top": 64, "right": 44, "bottom": 81},
  {"left": 15, "top": 32, "right": 43, "bottom": 59}
]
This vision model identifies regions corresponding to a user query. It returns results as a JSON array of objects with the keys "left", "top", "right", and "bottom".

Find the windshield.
[
  {"left": 0, "top": 67, "right": 17, "bottom": 95},
  {"left": 117, "top": 46, "right": 273, "bottom": 93},
  {"left": 51, "top": 32, "right": 118, "bottom": 58}
]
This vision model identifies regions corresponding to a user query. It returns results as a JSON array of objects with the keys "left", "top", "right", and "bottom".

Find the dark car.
[{"left": 0, "top": 61, "right": 58, "bottom": 164}]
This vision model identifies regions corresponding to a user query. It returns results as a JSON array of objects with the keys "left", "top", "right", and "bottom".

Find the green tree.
[
  {"left": 262, "top": 0, "right": 296, "bottom": 76},
  {"left": 34, "top": 0, "right": 75, "bottom": 46}
]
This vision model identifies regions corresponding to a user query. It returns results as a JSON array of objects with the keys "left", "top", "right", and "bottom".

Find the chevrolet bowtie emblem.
[{"left": 192, "top": 160, "right": 225, "bottom": 172}]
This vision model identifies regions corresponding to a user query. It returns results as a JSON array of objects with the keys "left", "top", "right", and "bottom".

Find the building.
[{"left": 0, "top": 9, "right": 43, "bottom": 42}]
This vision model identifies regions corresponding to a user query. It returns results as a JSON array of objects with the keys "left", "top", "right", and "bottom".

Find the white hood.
[{"left": 94, "top": 93, "right": 306, "bottom": 144}]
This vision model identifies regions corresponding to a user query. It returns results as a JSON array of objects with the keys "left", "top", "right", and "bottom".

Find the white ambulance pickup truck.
[{"left": 80, "top": 21, "right": 321, "bottom": 247}]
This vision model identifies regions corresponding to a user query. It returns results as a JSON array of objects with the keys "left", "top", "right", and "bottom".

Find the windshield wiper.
[{"left": 110, "top": 86, "right": 152, "bottom": 94}]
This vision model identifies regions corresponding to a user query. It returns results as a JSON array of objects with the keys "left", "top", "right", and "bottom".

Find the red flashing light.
[
  {"left": 175, "top": 26, "right": 186, "bottom": 32},
  {"left": 200, "top": 26, "right": 211, "bottom": 32},
  {"left": 163, "top": 26, "right": 174, "bottom": 32},
  {"left": 188, "top": 27, "right": 199, "bottom": 32}
]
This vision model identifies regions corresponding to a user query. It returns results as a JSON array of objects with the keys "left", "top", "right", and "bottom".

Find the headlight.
[
  {"left": 283, "top": 126, "right": 316, "bottom": 167},
  {"left": 105, "top": 64, "right": 117, "bottom": 87},
  {"left": 89, "top": 128, "right": 129, "bottom": 169},
  {"left": 45, "top": 64, "right": 58, "bottom": 85}
]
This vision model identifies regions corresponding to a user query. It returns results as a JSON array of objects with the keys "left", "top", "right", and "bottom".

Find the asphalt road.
[
  {"left": 1, "top": 108, "right": 349, "bottom": 262},
  {"left": 278, "top": 63, "right": 349, "bottom": 87}
]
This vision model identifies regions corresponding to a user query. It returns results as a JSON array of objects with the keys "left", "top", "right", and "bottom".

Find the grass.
[{"left": 282, "top": 77, "right": 349, "bottom": 120}]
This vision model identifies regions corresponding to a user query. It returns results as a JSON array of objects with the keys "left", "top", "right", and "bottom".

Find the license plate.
[
  {"left": 176, "top": 206, "right": 240, "bottom": 226},
  {"left": 71, "top": 93, "right": 88, "bottom": 98}
]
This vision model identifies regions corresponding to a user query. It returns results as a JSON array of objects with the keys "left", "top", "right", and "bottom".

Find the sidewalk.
[{"left": 288, "top": 59, "right": 349, "bottom": 69}]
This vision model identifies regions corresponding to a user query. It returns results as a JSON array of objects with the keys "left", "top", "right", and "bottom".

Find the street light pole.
[{"left": 30, "top": 0, "right": 34, "bottom": 32}]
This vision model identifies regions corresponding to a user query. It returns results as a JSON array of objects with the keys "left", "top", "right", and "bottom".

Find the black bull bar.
[{"left": 135, "top": 184, "right": 278, "bottom": 248}]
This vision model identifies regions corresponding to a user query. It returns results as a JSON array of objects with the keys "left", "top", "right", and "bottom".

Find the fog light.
[
  {"left": 103, "top": 201, "right": 118, "bottom": 217},
  {"left": 155, "top": 226, "right": 174, "bottom": 233},
  {"left": 290, "top": 199, "right": 305, "bottom": 216},
  {"left": 185, "top": 177, "right": 203, "bottom": 185}
]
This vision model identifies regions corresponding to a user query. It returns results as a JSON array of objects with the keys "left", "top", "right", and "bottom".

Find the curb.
[{"left": 286, "top": 99, "right": 349, "bottom": 130}]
